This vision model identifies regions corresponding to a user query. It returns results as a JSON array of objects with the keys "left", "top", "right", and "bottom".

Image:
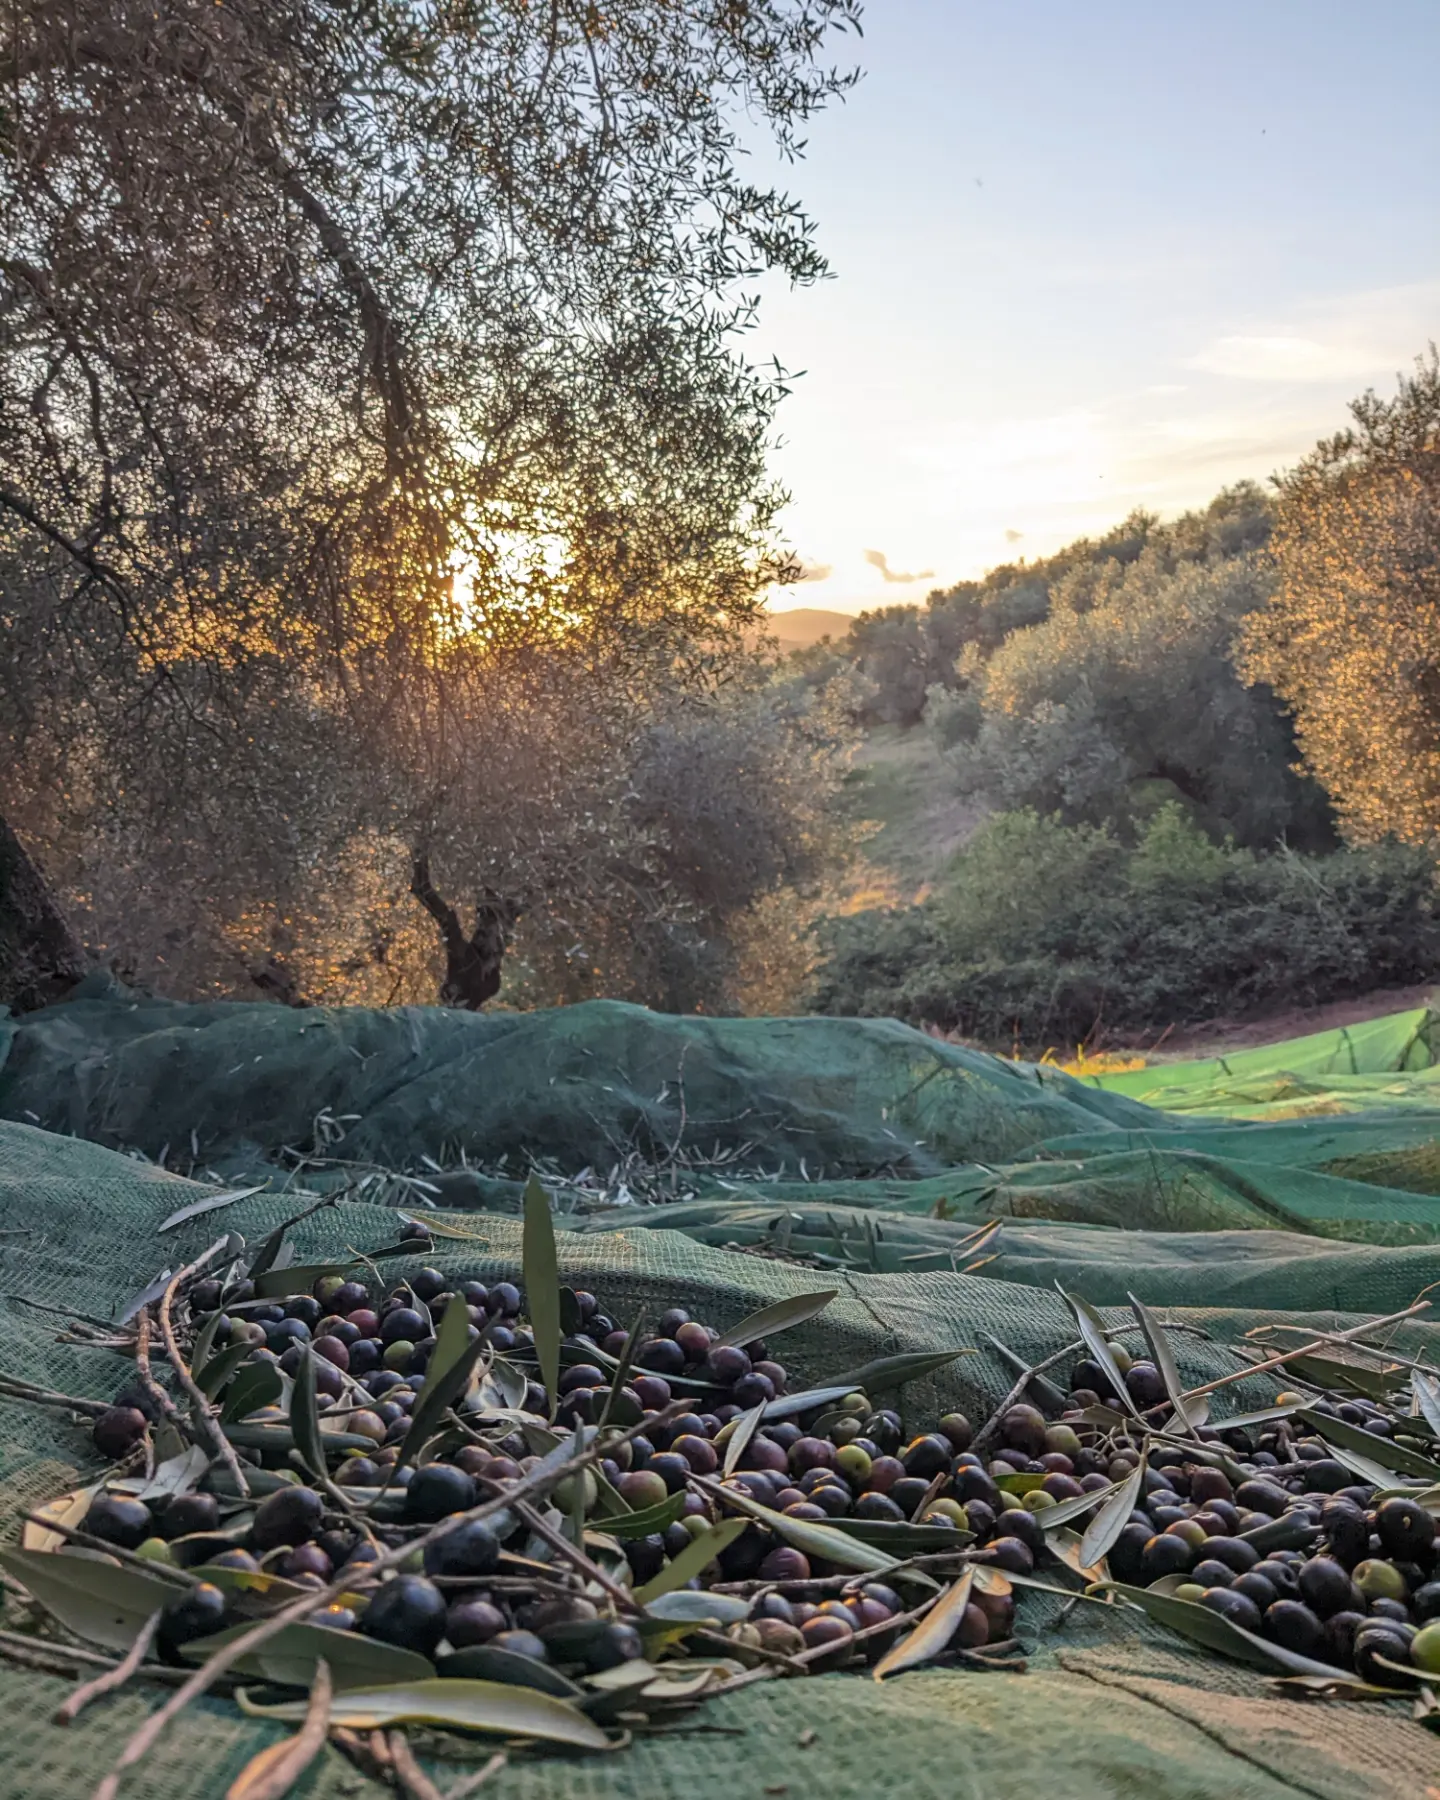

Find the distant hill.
[{"left": 762, "top": 607, "right": 855, "bottom": 650}]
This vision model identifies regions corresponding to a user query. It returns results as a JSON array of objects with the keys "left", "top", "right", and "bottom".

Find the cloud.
[
  {"left": 793, "top": 559, "right": 833, "bottom": 584},
  {"left": 1187, "top": 281, "right": 1440, "bottom": 383},
  {"left": 863, "top": 548, "right": 936, "bottom": 584},
  {"left": 1004, "top": 528, "right": 1024, "bottom": 543}
]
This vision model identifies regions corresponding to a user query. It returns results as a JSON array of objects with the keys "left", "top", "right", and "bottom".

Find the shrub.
[{"left": 809, "top": 807, "right": 1440, "bottom": 1049}]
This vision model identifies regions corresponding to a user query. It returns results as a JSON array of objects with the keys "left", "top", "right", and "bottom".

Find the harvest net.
[{"left": 5, "top": 990, "right": 1440, "bottom": 1796}]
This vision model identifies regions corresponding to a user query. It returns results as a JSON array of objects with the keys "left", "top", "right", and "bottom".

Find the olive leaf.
[
  {"left": 641, "top": 1589, "right": 753, "bottom": 1625},
  {"left": 872, "top": 1567, "right": 974, "bottom": 1680},
  {"left": 157, "top": 1185, "right": 264, "bottom": 1233},
  {"left": 196, "top": 1339, "right": 258, "bottom": 1400},
  {"left": 820, "top": 1349, "right": 971, "bottom": 1395},
  {"left": 1414, "top": 1374, "right": 1440, "bottom": 1438},
  {"left": 1128, "top": 1292, "right": 1206, "bottom": 1431},
  {"left": 589, "top": 1494, "right": 689, "bottom": 1539},
  {"left": 597, "top": 1312, "right": 645, "bottom": 1431},
  {"left": 1299, "top": 1407, "right": 1440, "bottom": 1479},
  {"left": 238, "top": 1677, "right": 611, "bottom": 1749},
  {"left": 117, "top": 1267, "right": 174, "bottom": 1326},
  {"left": 290, "top": 1346, "right": 327, "bottom": 1480},
  {"left": 698, "top": 1477, "right": 912, "bottom": 1578},
  {"left": 713, "top": 1290, "right": 838, "bottom": 1350},
  {"left": 1237, "top": 1511, "right": 1321, "bottom": 1554},
  {"left": 189, "top": 1308, "right": 225, "bottom": 1377},
  {"left": 395, "top": 1297, "right": 492, "bottom": 1470},
  {"left": 523, "top": 1173, "right": 561, "bottom": 1416},
  {"left": 1057, "top": 1285, "right": 1140, "bottom": 1418},
  {"left": 222, "top": 1422, "right": 377, "bottom": 1455},
  {"left": 1284, "top": 1352, "right": 1397, "bottom": 1400},
  {"left": 434, "top": 1647, "right": 585, "bottom": 1698},
  {"left": 253, "top": 1261, "right": 358, "bottom": 1300},
  {"left": 116, "top": 1444, "right": 210, "bottom": 1502},
  {"left": 1100, "top": 1583, "right": 1353, "bottom": 1679},
  {"left": 220, "top": 1360, "right": 284, "bottom": 1423},
  {"left": 558, "top": 1287, "right": 584, "bottom": 1336},
  {"left": 721, "top": 1400, "right": 768, "bottom": 1478},
  {"left": 1035, "top": 1476, "right": 1124, "bottom": 1533},
  {"left": 759, "top": 1384, "right": 855, "bottom": 1422},
  {"left": 1079, "top": 1456, "right": 1146, "bottom": 1569},
  {"left": 994, "top": 1472, "right": 1048, "bottom": 1495},
  {"left": 632, "top": 1519, "right": 749, "bottom": 1603},
  {"left": 1325, "top": 1438, "right": 1426, "bottom": 1491},
  {"left": 182, "top": 1620, "right": 433, "bottom": 1689},
  {"left": 826, "top": 1517, "right": 973, "bottom": 1552},
  {"left": 0, "top": 1546, "right": 186, "bottom": 1652},
  {"left": 22, "top": 1482, "right": 103, "bottom": 1553}
]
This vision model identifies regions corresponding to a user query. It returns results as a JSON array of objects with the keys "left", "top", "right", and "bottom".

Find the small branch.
[
  {"left": 225, "top": 1658, "right": 331, "bottom": 1800},
  {"left": 970, "top": 1341, "right": 1082, "bottom": 1451},
  {"left": 133, "top": 1311, "right": 180, "bottom": 1425},
  {"left": 55, "top": 1612, "right": 162, "bottom": 1724},
  {"left": 443, "top": 1754, "right": 508, "bottom": 1799},
  {"left": 387, "top": 1732, "right": 447, "bottom": 1800},
  {"left": 156, "top": 1237, "right": 250, "bottom": 1498},
  {"left": 0, "top": 1375, "right": 112, "bottom": 1417},
  {"left": 1177, "top": 1301, "right": 1432, "bottom": 1404}
]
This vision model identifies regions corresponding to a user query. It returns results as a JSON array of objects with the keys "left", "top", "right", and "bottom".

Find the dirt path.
[{"left": 1136, "top": 982, "right": 1440, "bottom": 1060}]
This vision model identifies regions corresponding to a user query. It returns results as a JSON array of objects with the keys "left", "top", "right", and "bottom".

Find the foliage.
[
  {"left": 1239, "top": 348, "right": 1440, "bottom": 846},
  {"left": 947, "top": 530, "right": 1332, "bottom": 849},
  {"left": 809, "top": 806, "right": 1440, "bottom": 1049},
  {"left": 0, "top": 0, "right": 862, "bottom": 1007}
]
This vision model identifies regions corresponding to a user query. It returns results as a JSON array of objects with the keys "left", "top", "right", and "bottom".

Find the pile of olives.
[
  {"left": 1044, "top": 1343, "right": 1440, "bottom": 1683},
  {"left": 83, "top": 1260, "right": 1014, "bottom": 1676}
]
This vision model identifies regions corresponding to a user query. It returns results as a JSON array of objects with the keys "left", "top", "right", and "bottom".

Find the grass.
[{"left": 838, "top": 725, "right": 985, "bottom": 898}]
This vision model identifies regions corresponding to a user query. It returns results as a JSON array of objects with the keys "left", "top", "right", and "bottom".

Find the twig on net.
[
  {"left": 970, "top": 1340, "right": 1082, "bottom": 1452},
  {"left": 0, "top": 1375, "right": 112, "bottom": 1416},
  {"left": 132, "top": 1310, "right": 180, "bottom": 1426},
  {"left": 156, "top": 1241, "right": 251, "bottom": 1498},
  {"left": 55, "top": 1611, "right": 162, "bottom": 1724},
  {"left": 1177, "top": 1300, "right": 1432, "bottom": 1403},
  {"left": 387, "top": 1731, "right": 448, "bottom": 1800},
  {"left": 224, "top": 1658, "right": 331, "bottom": 1800},
  {"left": 443, "top": 1753, "right": 509, "bottom": 1799}
]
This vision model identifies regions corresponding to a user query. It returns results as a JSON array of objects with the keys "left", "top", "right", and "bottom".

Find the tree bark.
[
  {"left": 0, "top": 815, "right": 86, "bottom": 1012},
  {"left": 409, "top": 854, "right": 517, "bottom": 1009}
]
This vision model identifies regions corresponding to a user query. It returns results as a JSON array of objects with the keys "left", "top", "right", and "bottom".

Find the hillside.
[{"left": 762, "top": 606, "right": 855, "bottom": 651}]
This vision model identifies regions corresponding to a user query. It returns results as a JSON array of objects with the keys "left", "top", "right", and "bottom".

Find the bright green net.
[{"left": 6, "top": 991, "right": 1440, "bottom": 1796}]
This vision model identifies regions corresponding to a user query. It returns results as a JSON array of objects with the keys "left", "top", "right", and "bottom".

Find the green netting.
[
  {"left": 1082, "top": 1005, "right": 1440, "bottom": 1116},
  {"left": 5, "top": 1120, "right": 1440, "bottom": 1800},
  {"left": 11, "top": 994, "right": 1440, "bottom": 1794}
]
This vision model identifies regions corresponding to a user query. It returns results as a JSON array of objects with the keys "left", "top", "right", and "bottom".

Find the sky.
[{"left": 754, "top": 0, "right": 1440, "bottom": 614}]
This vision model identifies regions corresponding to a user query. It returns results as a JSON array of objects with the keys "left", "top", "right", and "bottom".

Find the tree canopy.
[
  {"left": 1240, "top": 348, "right": 1440, "bottom": 846},
  {"left": 0, "top": 0, "right": 862, "bottom": 1007}
]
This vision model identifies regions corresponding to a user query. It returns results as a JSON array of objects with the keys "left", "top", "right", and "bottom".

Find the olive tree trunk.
[{"left": 0, "top": 814, "right": 85, "bottom": 1012}]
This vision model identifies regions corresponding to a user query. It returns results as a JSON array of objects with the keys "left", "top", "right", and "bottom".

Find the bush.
[{"left": 808, "top": 807, "right": 1440, "bottom": 1049}]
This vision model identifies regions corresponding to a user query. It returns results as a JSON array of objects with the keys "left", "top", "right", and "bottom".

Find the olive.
[
  {"left": 1234, "top": 1480, "right": 1288, "bottom": 1518},
  {"left": 93, "top": 1406, "right": 149, "bottom": 1460},
  {"left": 445, "top": 1599, "right": 507, "bottom": 1648},
  {"left": 800, "top": 1614, "right": 855, "bottom": 1666},
  {"left": 1124, "top": 1362, "right": 1167, "bottom": 1409},
  {"left": 1231, "top": 1572, "right": 1278, "bottom": 1613},
  {"left": 1370, "top": 1597, "right": 1411, "bottom": 1623},
  {"left": 1411, "top": 1621, "right": 1440, "bottom": 1673},
  {"left": 380, "top": 1306, "right": 427, "bottom": 1346},
  {"left": 312, "top": 1335, "right": 351, "bottom": 1370},
  {"left": 1263, "top": 1599, "right": 1327, "bottom": 1658},
  {"left": 251, "top": 1486, "right": 324, "bottom": 1551},
  {"left": 999, "top": 1406, "right": 1047, "bottom": 1458},
  {"left": 939, "top": 1413, "right": 973, "bottom": 1451},
  {"left": 674, "top": 1322, "right": 712, "bottom": 1361},
  {"left": 1323, "top": 1609, "right": 1366, "bottom": 1667},
  {"left": 1320, "top": 1499, "right": 1369, "bottom": 1567},
  {"left": 87, "top": 1493, "right": 154, "bottom": 1551},
  {"left": 1108, "top": 1522, "right": 1153, "bottom": 1585},
  {"left": 1141, "top": 1533, "right": 1194, "bottom": 1583},
  {"left": 623, "top": 1535, "right": 666, "bottom": 1582},
  {"left": 647, "top": 1452, "right": 691, "bottom": 1494},
  {"left": 854, "top": 1491, "right": 905, "bottom": 1522},
  {"left": 901, "top": 1435, "right": 952, "bottom": 1480},
  {"left": 409, "top": 1269, "right": 448, "bottom": 1302},
  {"left": 404, "top": 1463, "right": 477, "bottom": 1524},
  {"left": 1354, "top": 1559, "right": 1408, "bottom": 1603},
  {"left": 789, "top": 1437, "right": 836, "bottom": 1475},
  {"left": 361, "top": 1575, "right": 448, "bottom": 1657},
  {"left": 639, "top": 1338, "right": 686, "bottom": 1376},
  {"left": 158, "top": 1581, "right": 227, "bottom": 1648},
  {"left": 158, "top": 1493, "right": 220, "bottom": 1541},
  {"left": 672, "top": 1434, "right": 719, "bottom": 1475},
  {"left": 986, "top": 1536, "right": 1035, "bottom": 1576},
  {"left": 1298, "top": 1556, "right": 1362, "bottom": 1619},
  {"left": 1376, "top": 1496, "right": 1436, "bottom": 1561},
  {"left": 1199, "top": 1536, "right": 1258, "bottom": 1575},
  {"left": 488, "top": 1282, "right": 521, "bottom": 1316},
  {"left": 490, "top": 1628, "right": 548, "bottom": 1661},
  {"left": 1190, "top": 1560, "right": 1235, "bottom": 1590},
  {"left": 1413, "top": 1581, "right": 1440, "bottom": 1622},
  {"left": 1354, "top": 1622, "right": 1416, "bottom": 1686},
  {"left": 205, "top": 1548, "right": 261, "bottom": 1573},
  {"left": 1199, "top": 1587, "right": 1262, "bottom": 1632},
  {"left": 1300, "top": 1459, "right": 1351, "bottom": 1494},
  {"left": 424, "top": 1519, "right": 500, "bottom": 1579},
  {"left": 283, "top": 1543, "right": 333, "bottom": 1581},
  {"left": 732, "top": 1374, "right": 777, "bottom": 1409},
  {"left": 658, "top": 1307, "right": 690, "bottom": 1336}
]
